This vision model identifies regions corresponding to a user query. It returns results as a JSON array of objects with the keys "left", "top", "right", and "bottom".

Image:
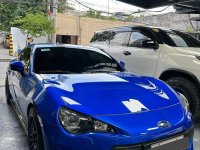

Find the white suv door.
[
  {"left": 105, "top": 31, "right": 130, "bottom": 61},
  {"left": 122, "top": 30, "right": 160, "bottom": 77}
]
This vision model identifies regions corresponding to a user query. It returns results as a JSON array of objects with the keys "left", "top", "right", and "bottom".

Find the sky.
[{"left": 68, "top": 0, "right": 175, "bottom": 15}]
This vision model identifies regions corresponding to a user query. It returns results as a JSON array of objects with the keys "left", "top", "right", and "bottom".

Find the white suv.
[{"left": 90, "top": 26, "right": 200, "bottom": 121}]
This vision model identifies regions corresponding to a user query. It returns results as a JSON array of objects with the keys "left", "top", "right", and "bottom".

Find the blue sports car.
[{"left": 6, "top": 44, "right": 193, "bottom": 150}]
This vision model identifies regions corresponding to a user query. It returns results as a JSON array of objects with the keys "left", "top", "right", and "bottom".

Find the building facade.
[{"left": 56, "top": 13, "right": 142, "bottom": 45}]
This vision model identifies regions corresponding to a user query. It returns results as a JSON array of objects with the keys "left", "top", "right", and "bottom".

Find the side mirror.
[
  {"left": 119, "top": 61, "right": 125, "bottom": 68},
  {"left": 142, "top": 40, "right": 159, "bottom": 50},
  {"left": 10, "top": 61, "right": 24, "bottom": 72}
]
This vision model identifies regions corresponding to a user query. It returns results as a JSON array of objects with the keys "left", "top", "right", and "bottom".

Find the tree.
[
  {"left": 85, "top": 10, "right": 97, "bottom": 18},
  {"left": 0, "top": 0, "right": 47, "bottom": 31},
  {"left": 0, "top": 0, "right": 73, "bottom": 31},
  {"left": 84, "top": 10, "right": 119, "bottom": 21},
  {"left": 12, "top": 13, "right": 55, "bottom": 38},
  {"left": 57, "top": 0, "right": 75, "bottom": 13},
  {"left": 125, "top": 15, "right": 135, "bottom": 22}
]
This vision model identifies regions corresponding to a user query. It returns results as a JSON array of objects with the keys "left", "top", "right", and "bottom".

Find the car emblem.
[{"left": 157, "top": 121, "right": 171, "bottom": 129}]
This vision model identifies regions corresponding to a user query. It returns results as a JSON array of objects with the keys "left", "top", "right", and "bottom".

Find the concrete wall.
[
  {"left": 56, "top": 14, "right": 142, "bottom": 45},
  {"left": 133, "top": 12, "right": 199, "bottom": 32}
]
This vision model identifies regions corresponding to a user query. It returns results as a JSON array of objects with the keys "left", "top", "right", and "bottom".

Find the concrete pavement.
[
  {"left": 0, "top": 46, "right": 16, "bottom": 85},
  {"left": 0, "top": 46, "right": 16, "bottom": 61},
  {"left": 0, "top": 61, "right": 29, "bottom": 150},
  {"left": 0, "top": 47, "right": 28, "bottom": 149}
]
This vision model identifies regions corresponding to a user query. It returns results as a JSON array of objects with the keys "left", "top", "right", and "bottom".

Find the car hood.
[
  {"left": 173, "top": 47, "right": 200, "bottom": 56},
  {"left": 40, "top": 72, "right": 181, "bottom": 116}
]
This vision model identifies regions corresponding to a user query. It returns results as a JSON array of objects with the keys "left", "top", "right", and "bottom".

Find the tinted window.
[
  {"left": 109, "top": 32, "right": 127, "bottom": 46},
  {"left": 34, "top": 47, "right": 123, "bottom": 74},
  {"left": 90, "top": 31, "right": 112, "bottom": 43},
  {"left": 163, "top": 30, "right": 200, "bottom": 47},
  {"left": 128, "top": 31, "right": 153, "bottom": 47},
  {"left": 166, "top": 31, "right": 188, "bottom": 47},
  {"left": 19, "top": 47, "right": 31, "bottom": 72}
]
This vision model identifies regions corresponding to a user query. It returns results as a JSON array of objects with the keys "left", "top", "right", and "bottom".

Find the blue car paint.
[
  {"left": 32, "top": 73, "right": 192, "bottom": 150},
  {"left": 10, "top": 61, "right": 25, "bottom": 72},
  {"left": 7, "top": 45, "right": 193, "bottom": 150}
]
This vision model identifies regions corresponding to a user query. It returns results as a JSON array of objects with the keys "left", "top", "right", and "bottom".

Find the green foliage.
[
  {"left": 85, "top": 10, "right": 97, "bottom": 18},
  {"left": 84, "top": 10, "right": 117, "bottom": 21},
  {"left": 186, "top": 26, "right": 194, "bottom": 32},
  {"left": 12, "top": 13, "right": 54, "bottom": 38},
  {"left": 57, "top": 0, "right": 75, "bottom": 13},
  {"left": 124, "top": 15, "right": 135, "bottom": 21},
  {"left": 0, "top": 0, "right": 46, "bottom": 31},
  {"left": 139, "top": 13, "right": 145, "bottom": 18},
  {"left": 108, "top": 16, "right": 117, "bottom": 21}
]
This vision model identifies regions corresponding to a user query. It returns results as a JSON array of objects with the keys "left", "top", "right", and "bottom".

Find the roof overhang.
[
  {"left": 174, "top": 1, "right": 200, "bottom": 14},
  {"left": 119, "top": 0, "right": 200, "bottom": 14},
  {"left": 118, "top": 0, "right": 191, "bottom": 9}
]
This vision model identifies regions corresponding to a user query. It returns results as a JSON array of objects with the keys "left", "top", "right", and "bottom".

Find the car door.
[
  {"left": 122, "top": 29, "right": 160, "bottom": 77},
  {"left": 12, "top": 46, "right": 32, "bottom": 119},
  {"left": 105, "top": 31, "right": 130, "bottom": 60}
]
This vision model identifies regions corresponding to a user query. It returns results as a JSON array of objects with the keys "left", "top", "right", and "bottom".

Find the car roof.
[
  {"left": 94, "top": 25, "right": 186, "bottom": 34},
  {"left": 31, "top": 43, "right": 105, "bottom": 54}
]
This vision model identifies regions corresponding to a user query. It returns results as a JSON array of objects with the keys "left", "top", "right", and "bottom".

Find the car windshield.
[{"left": 34, "top": 47, "right": 124, "bottom": 74}]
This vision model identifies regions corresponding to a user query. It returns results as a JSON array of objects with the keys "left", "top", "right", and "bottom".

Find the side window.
[
  {"left": 170, "top": 35, "right": 188, "bottom": 47},
  {"left": 90, "top": 33, "right": 99, "bottom": 43},
  {"left": 19, "top": 47, "right": 31, "bottom": 72},
  {"left": 97, "top": 31, "right": 111, "bottom": 43},
  {"left": 90, "top": 31, "right": 112, "bottom": 44},
  {"left": 128, "top": 31, "right": 153, "bottom": 47},
  {"left": 167, "top": 32, "right": 188, "bottom": 47},
  {"left": 109, "top": 32, "right": 127, "bottom": 46}
]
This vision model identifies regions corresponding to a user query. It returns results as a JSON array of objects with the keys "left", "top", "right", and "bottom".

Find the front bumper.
[
  {"left": 113, "top": 126, "right": 194, "bottom": 150},
  {"left": 43, "top": 119, "right": 194, "bottom": 150}
]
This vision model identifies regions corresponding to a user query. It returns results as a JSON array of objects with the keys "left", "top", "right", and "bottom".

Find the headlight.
[
  {"left": 179, "top": 93, "right": 190, "bottom": 113},
  {"left": 58, "top": 107, "right": 115, "bottom": 134}
]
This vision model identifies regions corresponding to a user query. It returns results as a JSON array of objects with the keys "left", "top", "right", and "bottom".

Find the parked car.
[
  {"left": 90, "top": 26, "right": 200, "bottom": 121},
  {"left": 6, "top": 44, "right": 193, "bottom": 150}
]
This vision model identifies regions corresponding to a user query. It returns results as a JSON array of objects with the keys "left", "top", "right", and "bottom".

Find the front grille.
[
  {"left": 113, "top": 144, "right": 142, "bottom": 150},
  {"left": 112, "top": 127, "right": 194, "bottom": 150}
]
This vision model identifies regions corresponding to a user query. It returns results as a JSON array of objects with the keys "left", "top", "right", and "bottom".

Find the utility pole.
[
  {"left": 52, "top": 0, "right": 58, "bottom": 43},
  {"left": 47, "top": 0, "right": 52, "bottom": 42},
  {"left": 108, "top": 0, "right": 110, "bottom": 19}
]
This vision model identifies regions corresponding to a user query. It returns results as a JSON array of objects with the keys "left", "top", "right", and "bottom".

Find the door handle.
[{"left": 123, "top": 51, "right": 131, "bottom": 56}]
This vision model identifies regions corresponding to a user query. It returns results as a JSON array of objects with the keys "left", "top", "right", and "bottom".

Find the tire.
[
  {"left": 28, "top": 108, "right": 44, "bottom": 150},
  {"left": 5, "top": 77, "right": 11, "bottom": 105},
  {"left": 166, "top": 77, "right": 200, "bottom": 122}
]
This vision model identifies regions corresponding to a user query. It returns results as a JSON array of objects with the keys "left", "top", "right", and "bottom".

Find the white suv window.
[
  {"left": 162, "top": 30, "right": 200, "bottom": 47},
  {"left": 168, "top": 33, "right": 188, "bottom": 47},
  {"left": 129, "top": 31, "right": 152, "bottom": 47},
  {"left": 109, "top": 32, "right": 127, "bottom": 46}
]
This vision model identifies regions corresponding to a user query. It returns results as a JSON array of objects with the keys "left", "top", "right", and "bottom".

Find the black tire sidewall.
[
  {"left": 5, "top": 77, "right": 11, "bottom": 105},
  {"left": 166, "top": 77, "right": 200, "bottom": 120},
  {"left": 28, "top": 108, "right": 44, "bottom": 150}
]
